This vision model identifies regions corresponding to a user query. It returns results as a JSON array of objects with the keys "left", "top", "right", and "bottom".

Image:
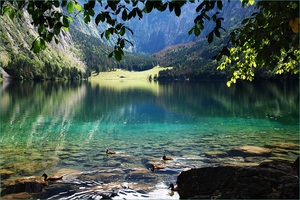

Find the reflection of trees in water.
[
  {"left": 1, "top": 80, "right": 298, "bottom": 132},
  {"left": 156, "top": 81, "right": 299, "bottom": 125},
  {"left": 1, "top": 80, "right": 87, "bottom": 146}
]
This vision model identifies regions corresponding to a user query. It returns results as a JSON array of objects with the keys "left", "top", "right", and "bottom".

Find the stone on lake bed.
[
  {"left": 203, "top": 151, "right": 227, "bottom": 158},
  {"left": 4, "top": 160, "right": 59, "bottom": 175},
  {"left": 1, "top": 192, "right": 32, "bottom": 199},
  {"left": 1, "top": 176, "right": 47, "bottom": 196},
  {"left": 228, "top": 145, "right": 272, "bottom": 157},
  {"left": 52, "top": 168, "right": 81, "bottom": 178},
  {"left": 0, "top": 169, "right": 14, "bottom": 179},
  {"left": 265, "top": 142, "right": 299, "bottom": 150}
]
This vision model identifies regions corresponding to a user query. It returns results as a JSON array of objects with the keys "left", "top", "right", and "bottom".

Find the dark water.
[{"left": 0, "top": 80, "right": 299, "bottom": 199}]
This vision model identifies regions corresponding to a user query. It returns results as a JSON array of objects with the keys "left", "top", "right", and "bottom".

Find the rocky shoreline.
[
  {"left": 1, "top": 143, "right": 299, "bottom": 199},
  {"left": 177, "top": 157, "right": 299, "bottom": 199}
]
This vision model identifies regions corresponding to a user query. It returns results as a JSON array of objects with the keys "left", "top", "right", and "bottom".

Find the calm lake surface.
[{"left": 0, "top": 80, "right": 299, "bottom": 199}]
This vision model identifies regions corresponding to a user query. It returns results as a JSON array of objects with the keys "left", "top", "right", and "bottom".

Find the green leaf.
[
  {"left": 46, "top": 33, "right": 54, "bottom": 42},
  {"left": 31, "top": 38, "right": 41, "bottom": 53},
  {"left": 120, "top": 39, "right": 125, "bottom": 48},
  {"left": 122, "top": 10, "right": 127, "bottom": 21},
  {"left": 197, "top": 23, "right": 204, "bottom": 30},
  {"left": 114, "top": 50, "right": 122, "bottom": 62},
  {"left": 84, "top": 14, "right": 90, "bottom": 23},
  {"left": 120, "top": 26, "right": 125, "bottom": 36},
  {"left": 40, "top": 38, "right": 46, "bottom": 50},
  {"left": 125, "top": 26, "right": 134, "bottom": 35},
  {"left": 188, "top": 28, "right": 193, "bottom": 35},
  {"left": 61, "top": 0, "right": 68, "bottom": 7},
  {"left": 63, "top": 16, "right": 69, "bottom": 27},
  {"left": 74, "top": 2, "right": 82, "bottom": 11},
  {"left": 168, "top": 2, "right": 173, "bottom": 12},
  {"left": 241, "top": 18, "right": 249, "bottom": 25},
  {"left": 88, "top": 0, "right": 96, "bottom": 8},
  {"left": 38, "top": 25, "right": 45, "bottom": 35},
  {"left": 53, "top": 0, "right": 60, "bottom": 8},
  {"left": 105, "top": 30, "right": 110, "bottom": 40},
  {"left": 214, "top": 29, "right": 220, "bottom": 37},
  {"left": 222, "top": 47, "right": 230, "bottom": 56},
  {"left": 214, "top": 52, "right": 222, "bottom": 61},
  {"left": 54, "top": 23, "right": 61, "bottom": 35},
  {"left": 207, "top": 32, "right": 214, "bottom": 44},
  {"left": 137, "top": 9, "right": 143, "bottom": 19},
  {"left": 217, "top": 1, "right": 222, "bottom": 10},
  {"left": 108, "top": 52, "right": 113, "bottom": 58},
  {"left": 145, "top": 1, "right": 153, "bottom": 13},
  {"left": 95, "top": 14, "right": 103, "bottom": 25},
  {"left": 67, "top": 1, "right": 75, "bottom": 13},
  {"left": 194, "top": 27, "right": 200, "bottom": 36},
  {"left": 174, "top": 4, "right": 181, "bottom": 17},
  {"left": 54, "top": 37, "right": 59, "bottom": 44}
]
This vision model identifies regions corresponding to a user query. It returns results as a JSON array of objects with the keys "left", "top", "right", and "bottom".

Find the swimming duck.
[
  {"left": 150, "top": 164, "right": 165, "bottom": 172},
  {"left": 163, "top": 155, "right": 173, "bottom": 160},
  {"left": 168, "top": 183, "right": 178, "bottom": 191},
  {"left": 42, "top": 173, "right": 63, "bottom": 181},
  {"left": 106, "top": 149, "right": 116, "bottom": 155}
]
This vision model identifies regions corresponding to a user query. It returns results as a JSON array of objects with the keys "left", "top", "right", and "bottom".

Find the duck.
[
  {"left": 168, "top": 183, "right": 178, "bottom": 191},
  {"left": 150, "top": 164, "right": 165, "bottom": 172},
  {"left": 42, "top": 173, "right": 63, "bottom": 181},
  {"left": 163, "top": 155, "right": 173, "bottom": 160},
  {"left": 106, "top": 149, "right": 116, "bottom": 155}
]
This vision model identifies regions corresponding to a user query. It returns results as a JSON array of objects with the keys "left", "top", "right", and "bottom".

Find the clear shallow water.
[{"left": 0, "top": 80, "right": 299, "bottom": 199}]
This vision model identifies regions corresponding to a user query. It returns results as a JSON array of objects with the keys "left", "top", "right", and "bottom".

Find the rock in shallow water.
[
  {"left": 1, "top": 192, "right": 32, "bottom": 199},
  {"left": 228, "top": 145, "right": 272, "bottom": 157},
  {"left": 176, "top": 157, "right": 299, "bottom": 199},
  {"left": 1, "top": 176, "right": 47, "bottom": 196}
]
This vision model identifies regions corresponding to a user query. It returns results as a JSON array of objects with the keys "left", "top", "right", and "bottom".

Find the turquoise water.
[{"left": 0, "top": 80, "right": 299, "bottom": 199}]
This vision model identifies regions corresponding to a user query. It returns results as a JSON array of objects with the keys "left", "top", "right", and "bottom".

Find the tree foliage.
[
  {"left": 1, "top": 0, "right": 299, "bottom": 84},
  {"left": 216, "top": 1, "right": 299, "bottom": 86}
]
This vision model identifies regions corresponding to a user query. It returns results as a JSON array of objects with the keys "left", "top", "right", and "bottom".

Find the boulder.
[
  {"left": 1, "top": 176, "right": 47, "bottom": 196},
  {"left": 176, "top": 158, "right": 299, "bottom": 199},
  {"left": 228, "top": 145, "right": 272, "bottom": 157}
]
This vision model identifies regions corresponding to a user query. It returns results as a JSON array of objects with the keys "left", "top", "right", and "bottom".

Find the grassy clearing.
[
  {"left": 90, "top": 66, "right": 172, "bottom": 81},
  {"left": 89, "top": 66, "right": 172, "bottom": 93}
]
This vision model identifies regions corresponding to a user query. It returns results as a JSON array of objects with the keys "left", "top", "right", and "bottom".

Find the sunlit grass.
[{"left": 89, "top": 66, "right": 173, "bottom": 94}]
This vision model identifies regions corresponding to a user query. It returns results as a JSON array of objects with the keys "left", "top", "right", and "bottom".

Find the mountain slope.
[{"left": 0, "top": 10, "right": 87, "bottom": 80}]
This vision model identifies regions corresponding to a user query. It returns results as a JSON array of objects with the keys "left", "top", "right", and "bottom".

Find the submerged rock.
[
  {"left": 176, "top": 157, "right": 299, "bottom": 199},
  {"left": 1, "top": 192, "right": 32, "bottom": 199},
  {"left": 265, "top": 142, "right": 299, "bottom": 150},
  {"left": 1, "top": 176, "right": 47, "bottom": 197},
  {"left": 203, "top": 151, "right": 227, "bottom": 158},
  {"left": 0, "top": 169, "right": 14, "bottom": 180},
  {"left": 228, "top": 145, "right": 272, "bottom": 157},
  {"left": 4, "top": 160, "right": 58, "bottom": 176}
]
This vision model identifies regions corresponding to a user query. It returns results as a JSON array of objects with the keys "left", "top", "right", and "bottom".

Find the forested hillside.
[
  {"left": 0, "top": 11, "right": 86, "bottom": 80},
  {"left": 1, "top": 0, "right": 298, "bottom": 81},
  {"left": 0, "top": 9, "right": 156, "bottom": 80},
  {"left": 69, "top": 28, "right": 157, "bottom": 74},
  {"left": 153, "top": 1, "right": 298, "bottom": 81}
]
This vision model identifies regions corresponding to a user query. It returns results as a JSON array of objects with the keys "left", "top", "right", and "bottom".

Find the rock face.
[{"left": 177, "top": 158, "right": 299, "bottom": 199}]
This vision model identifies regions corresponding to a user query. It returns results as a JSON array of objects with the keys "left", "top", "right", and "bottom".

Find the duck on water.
[{"left": 42, "top": 173, "right": 63, "bottom": 181}]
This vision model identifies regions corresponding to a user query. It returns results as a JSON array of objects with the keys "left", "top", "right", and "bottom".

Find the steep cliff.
[{"left": 0, "top": 9, "right": 86, "bottom": 80}]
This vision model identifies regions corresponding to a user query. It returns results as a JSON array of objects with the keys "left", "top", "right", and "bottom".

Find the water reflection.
[{"left": 0, "top": 79, "right": 299, "bottom": 199}]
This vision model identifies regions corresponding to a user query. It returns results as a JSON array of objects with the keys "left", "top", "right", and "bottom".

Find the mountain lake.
[{"left": 0, "top": 79, "right": 299, "bottom": 199}]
